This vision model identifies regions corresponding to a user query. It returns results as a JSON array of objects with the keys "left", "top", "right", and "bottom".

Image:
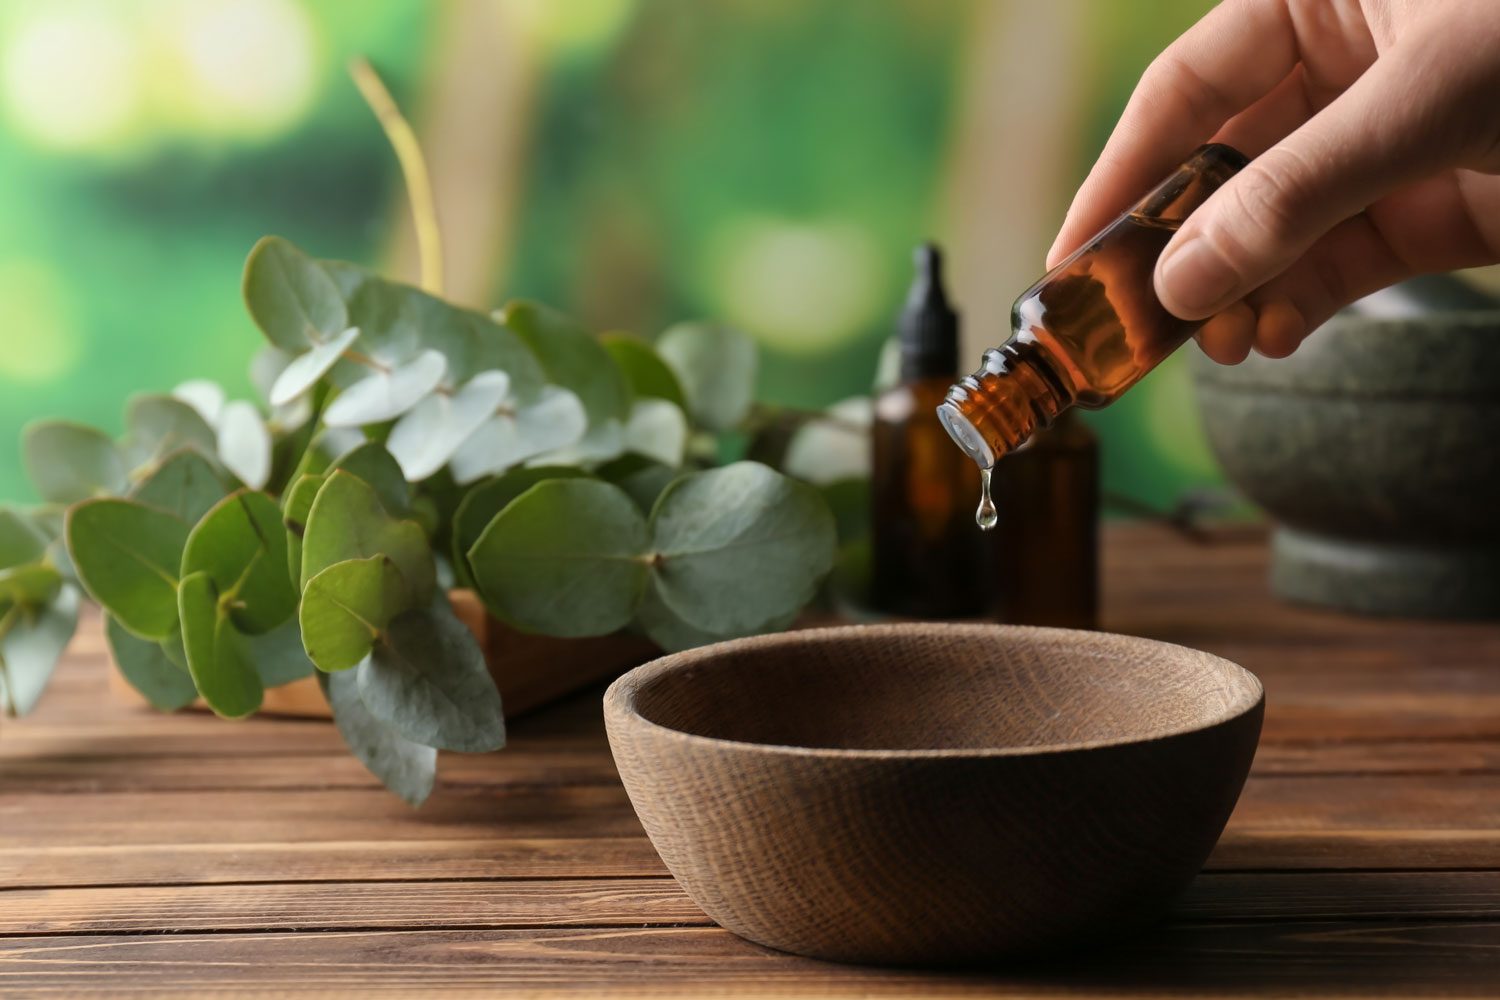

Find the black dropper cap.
[{"left": 898, "top": 242, "right": 959, "bottom": 380}]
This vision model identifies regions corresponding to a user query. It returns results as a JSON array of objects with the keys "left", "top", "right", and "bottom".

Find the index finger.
[{"left": 1046, "top": 0, "right": 1301, "bottom": 266}]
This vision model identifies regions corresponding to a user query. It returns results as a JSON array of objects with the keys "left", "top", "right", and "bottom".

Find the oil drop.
[{"left": 976, "top": 467, "right": 998, "bottom": 531}]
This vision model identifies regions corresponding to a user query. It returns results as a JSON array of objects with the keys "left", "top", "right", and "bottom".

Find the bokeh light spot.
[
  {"left": 1, "top": 6, "right": 145, "bottom": 151},
  {"left": 0, "top": 259, "right": 81, "bottom": 382},
  {"left": 166, "top": 0, "right": 318, "bottom": 135},
  {"left": 708, "top": 217, "right": 884, "bottom": 355}
]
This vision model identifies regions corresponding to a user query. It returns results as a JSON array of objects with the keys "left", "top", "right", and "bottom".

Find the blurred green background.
[{"left": 0, "top": 0, "right": 1224, "bottom": 508}]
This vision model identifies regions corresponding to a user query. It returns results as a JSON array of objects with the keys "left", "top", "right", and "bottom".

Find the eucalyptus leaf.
[
  {"left": 0, "top": 508, "right": 48, "bottom": 568},
  {"left": 159, "top": 625, "right": 189, "bottom": 671},
  {"left": 181, "top": 491, "right": 297, "bottom": 635},
  {"left": 23, "top": 421, "right": 128, "bottom": 504},
  {"left": 178, "top": 570, "right": 262, "bottom": 719},
  {"left": 448, "top": 386, "right": 588, "bottom": 484},
  {"left": 301, "top": 471, "right": 433, "bottom": 602},
  {"left": 251, "top": 348, "right": 316, "bottom": 433},
  {"left": 342, "top": 275, "right": 421, "bottom": 367},
  {"left": 650, "top": 462, "right": 835, "bottom": 634},
  {"left": 449, "top": 467, "right": 586, "bottom": 586},
  {"left": 172, "top": 380, "right": 227, "bottom": 427},
  {"left": 106, "top": 612, "right": 197, "bottom": 711},
  {"left": 301, "top": 555, "right": 409, "bottom": 672},
  {"left": 603, "top": 458, "right": 678, "bottom": 514},
  {"left": 269, "top": 325, "right": 361, "bottom": 405},
  {"left": 528, "top": 416, "right": 623, "bottom": 468},
  {"left": 322, "top": 668, "right": 437, "bottom": 807},
  {"left": 657, "top": 323, "right": 758, "bottom": 432},
  {"left": 245, "top": 615, "right": 316, "bottom": 687},
  {"left": 287, "top": 427, "right": 366, "bottom": 484},
  {"left": 387, "top": 370, "right": 510, "bottom": 482},
  {"left": 469, "top": 479, "right": 649, "bottom": 637},
  {"left": 634, "top": 580, "right": 798, "bottom": 654},
  {"left": 782, "top": 396, "right": 873, "bottom": 486},
  {"left": 328, "top": 441, "right": 410, "bottom": 516},
  {"left": 323, "top": 349, "right": 446, "bottom": 428},
  {"left": 0, "top": 564, "right": 62, "bottom": 607},
  {"left": 66, "top": 499, "right": 190, "bottom": 641},
  {"left": 217, "top": 401, "right": 272, "bottom": 490},
  {"left": 411, "top": 293, "right": 546, "bottom": 395},
  {"left": 319, "top": 258, "right": 369, "bottom": 301},
  {"left": 623, "top": 398, "right": 687, "bottom": 467},
  {"left": 357, "top": 601, "right": 504, "bottom": 753},
  {"left": 601, "top": 333, "right": 686, "bottom": 407},
  {"left": 129, "top": 449, "right": 228, "bottom": 525},
  {"left": 0, "top": 584, "right": 78, "bottom": 715},
  {"left": 281, "top": 472, "right": 325, "bottom": 583},
  {"left": 243, "top": 236, "right": 348, "bottom": 351},
  {"left": 502, "top": 301, "right": 630, "bottom": 426},
  {"left": 125, "top": 395, "right": 218, "bottom": 468}
]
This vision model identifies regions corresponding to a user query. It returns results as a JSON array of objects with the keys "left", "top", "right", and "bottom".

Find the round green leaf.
[
  {"left": 125, "top": 395, "right": 218, "bottom": 469},
  {"left": 656, "top": 323, "right": 758, "bottom": 432},
  {"left": 23, "top": 421, "right": 128, "bottom": 504},
  {"left": 318, "top": 258, "right": 369, "bottom": 300},
  {"left": 269, "top": 325, "right": 361, "bottom": 406},
  {"left": 0, "top": 508, "right": 48, "bottom": 569},
  {"left": 301, "top": 471, "right": 434, "bottom": 603},
  {"left": 649, "top": 462, "right": 835, "bottom": 634},
  {"left": 448, "top": 386, "right": 588, "bottom": 484},
  {"left": 601, "top": 333, "right": 686, "bottom": 407},
  {"left": 0, "top": 584, "right": 78, "bottom": 716},
  {"left": 468, "top": 479, "right": 649, "bottom": 637},
  {"left": 245, "top": 616, "right": 316, "bottom": 687},
  {"left": 178, "top": 570, "right": 262, "bottom": 719},
  {"left": 387, "top": 370, "right": 510, "bottom": 482},
  {"left": 409, "top": 294, "right": 545, "bottom": 396},
  {"left": 182, "top": 491, "right": 297, "bottom": 635},
  {"left": 323, "top": 349, "right": 447, "bottom": 428},
  {"left": 322, "top": 669, "right": 436, "bottom": 807},
  {"left": 217, "top": 401, "right": 272, "bottom": 490},
  {"left": 129, "top": 449, "right": 229, "bottom": 525},
  {"left": 782, "top": 397, "right": 872, "bottom": 486},
  {"left": 172, "top": 380, "right": 226, "bottom": 427},
  {"left": 0, "top": 564, "right": 62, "bottom": 608},
  {"left": 623, "top": 398, "right": 687, "bottom": 467},
  {"left": 281, "top": 472, "right": 325, "bottom": 584},
  {"left": 66, "top": 499, "right": 190, "bottom": 641},
  {"left": 634, "top": 580, "right": 798, "bottom": 654},
  {"left": 602, "top": 458, "right": 678, "bottom": 514},
  {"left": 243, "top": 236, "right": 348, "bottom": 351},
  {"left": 328, "top": 441, "right": 410, "bottom": 516},
  {"left": 106, "top": 612, "right": 197, "bottom": 712},
  {"left": 449, "top": 466, "right": 586, "bottom": 586},
  {"left": 502, "top": 301, "right": 630, "bottom": 426},
  {"left": 357, "top": 602, "right": 504, "bottom": 753},
  {"left": 300, "top": 556, "right": 409, "bottom": 672}
]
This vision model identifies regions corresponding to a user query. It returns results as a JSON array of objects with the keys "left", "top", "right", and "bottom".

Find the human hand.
[{"left": 1047, "top": 0, "right": 1500, "bottom": 363}]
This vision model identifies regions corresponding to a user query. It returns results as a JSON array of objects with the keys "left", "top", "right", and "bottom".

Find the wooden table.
[{"left": 6, "top": 523, "right": 1500, "bottom": 997}]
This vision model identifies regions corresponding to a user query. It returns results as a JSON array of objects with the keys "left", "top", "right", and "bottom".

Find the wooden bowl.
[{"left": 604, "top": 623, "right": 1263, "bottom": 965}]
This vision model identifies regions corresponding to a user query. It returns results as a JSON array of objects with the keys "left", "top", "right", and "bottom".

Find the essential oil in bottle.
[
  {"left": 871, "top": 243, "right": 987, "bottom": 618},
  {"left": 936, "top": 143, "right": 1249, "bottom": 476}
]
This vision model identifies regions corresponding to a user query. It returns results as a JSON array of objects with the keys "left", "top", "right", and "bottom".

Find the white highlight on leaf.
[
  {"left": 623, "top": 398, "right": 687, "bottom": 467},
  {"left": 783, "top": 395, "right": 872, "bottom": 485},
  {"left": 450, "top": 386, "right": 588, "bottom": 484},
  {"left": 387, "top": 370, "right": 512, "bottom": 482},
  {"left": 217, "top": 400, "right": 272, "bottom": 489},
  {"left": 269, "top": 326, "right": 359, "bottom": 406},
  {"left": 173, "top": 379, "right": 227, "bottom": 427},
  {"left": 323, "top": 349, "right": 447, "bottom": 428},
  {"left": 528, "top": 416, "right": 624, "bottom": 469}
]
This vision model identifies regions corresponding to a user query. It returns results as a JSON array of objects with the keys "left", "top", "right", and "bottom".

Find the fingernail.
[{"left": 1157, "top": 237, "right": 1240, "bottom": 318}]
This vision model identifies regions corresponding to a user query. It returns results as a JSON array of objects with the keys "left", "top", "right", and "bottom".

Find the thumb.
[{"left": 1153, "top": 48, "right": 1453, "bottom": 320}]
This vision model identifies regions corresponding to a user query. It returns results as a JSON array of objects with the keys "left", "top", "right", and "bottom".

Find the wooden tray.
[{"left": 106, "top": 590, "right": 660, "bottom": 721}]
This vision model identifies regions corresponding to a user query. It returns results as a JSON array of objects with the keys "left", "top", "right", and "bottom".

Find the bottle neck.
[{"left": 936, "top": 339, "right": 1073, "bottom": 468}]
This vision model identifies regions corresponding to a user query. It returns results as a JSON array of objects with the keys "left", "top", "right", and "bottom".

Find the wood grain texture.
[
  {"left": 8, "top": 523, "right": 1500, "bottom": 995},
  {"left": 605, "top": 624, "right": 1264, "bottom": 964}
]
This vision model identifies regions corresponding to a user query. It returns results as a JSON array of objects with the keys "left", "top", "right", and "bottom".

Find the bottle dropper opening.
[{"left": 937, "top": 402, "right": 994, "bottom": 468}]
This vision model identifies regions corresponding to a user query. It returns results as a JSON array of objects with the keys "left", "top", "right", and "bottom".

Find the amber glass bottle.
[
  {"left": 872, "top": 244, "right": 986, "bottom": 618},
  {"left": 937, "top": 144, "right": 1248, "bottom": 470},
  {"left": 989, "top": 410, "right": 1098, "bottom": 629}
]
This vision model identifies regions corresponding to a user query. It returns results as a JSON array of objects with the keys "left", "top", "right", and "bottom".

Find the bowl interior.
[{"left": 627, "top": 625, "right": 1261, "bottom": 754}]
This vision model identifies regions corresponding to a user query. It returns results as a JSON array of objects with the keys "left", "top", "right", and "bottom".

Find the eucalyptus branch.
[{"left": 349, "top": 56, "right": 445, "bottom": 296}]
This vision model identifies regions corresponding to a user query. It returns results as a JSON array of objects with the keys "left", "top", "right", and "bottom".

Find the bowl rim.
[{"left": 604, "top": 622, "right": 1265, "bottom": 761}]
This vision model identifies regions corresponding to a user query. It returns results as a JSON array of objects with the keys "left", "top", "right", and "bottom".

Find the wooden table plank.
[
  {"left": 4, "top": 922, "right": 1500, "bottom": 997},
  {"left": 7, "top": 523, "right": 1500, "bottom": 997}
]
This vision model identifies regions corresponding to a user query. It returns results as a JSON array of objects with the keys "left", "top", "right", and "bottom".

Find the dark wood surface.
[{"left": 6, "top": 523, "right": 1500, "bottom": 996}]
